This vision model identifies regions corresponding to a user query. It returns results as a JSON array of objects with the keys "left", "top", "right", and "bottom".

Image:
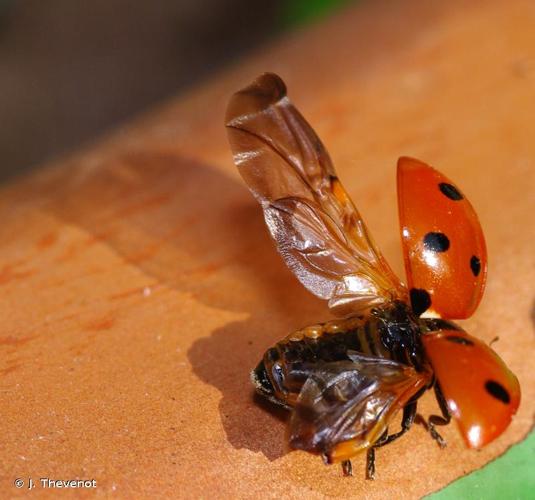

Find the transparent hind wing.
[
  {"left": 288, "top": 355, "right": 431, "bottom": 462},
  {"left": 226, "top": 73, "right": 405, "bottom": 314}
]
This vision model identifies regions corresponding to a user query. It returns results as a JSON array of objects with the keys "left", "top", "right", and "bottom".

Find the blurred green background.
[{"left": 427, "top": 432, "right": 534, "bottom": 500}]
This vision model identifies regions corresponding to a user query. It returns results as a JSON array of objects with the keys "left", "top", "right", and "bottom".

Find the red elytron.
[
  {"left": 225, "top": 73, "right": 520, "bottom": 479},
  {"left": 397, "top": 157, "right": 488, "bottom": 319}
]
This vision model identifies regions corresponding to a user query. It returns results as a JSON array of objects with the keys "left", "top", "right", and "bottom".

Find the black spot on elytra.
[
  {"left": 410, "top": 288, "right": 431, "bottom": 316},
  {"left": 423, "top": 232, "right": 450, "bottom": 252},
  {"left": 485, "top": 380, "right": 511, "bottom": 404},
  {"left": 470, "top": 255, "right": 481, "bottom": 276},
  {"left": 445, "top": 335, "right": 474, "bottom": 346},
  {"left": 439, "top": 182, "right": 463, "bottom": 200}
]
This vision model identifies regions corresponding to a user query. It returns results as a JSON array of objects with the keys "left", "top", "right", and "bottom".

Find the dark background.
[{"left": 0, "top": 0, "right": 351, "bottom": 181}]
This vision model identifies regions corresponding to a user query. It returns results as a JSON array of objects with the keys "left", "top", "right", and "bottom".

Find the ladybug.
[{"left": 225, "top": 73, "right": 520, "bottom": 479}]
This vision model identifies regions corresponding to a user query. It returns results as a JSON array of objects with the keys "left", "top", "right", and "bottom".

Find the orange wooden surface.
[{"left": 1, "top": 0, "right": 534, "bottom": 498}]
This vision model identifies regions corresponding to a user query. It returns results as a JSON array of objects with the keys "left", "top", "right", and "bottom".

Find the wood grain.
[{"left": 1, "top": 0, "right": 534, "bottom": 497}]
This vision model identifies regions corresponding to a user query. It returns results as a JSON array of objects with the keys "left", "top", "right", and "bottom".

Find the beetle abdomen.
[{"left": 253, "top": 314, "right": 393, "bottom": 408}]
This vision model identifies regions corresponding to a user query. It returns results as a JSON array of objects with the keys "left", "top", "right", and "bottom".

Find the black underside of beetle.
[
  {"left": 251, "top": 300, "right": 459, "bottom": 478},
  {"left": 253, "top": 301, "right": 458, "bottom": 400}
]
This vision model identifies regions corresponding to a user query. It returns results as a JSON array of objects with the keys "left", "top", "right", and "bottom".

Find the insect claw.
[
  {"left": 417, "top": 414, "right": 448, "bottom": 448},
  {"left": 430, "top": 428, "right": 447, "bottom": 448},
  {"left": 433, "top": 431, "right": 447, "bottom": 449}
]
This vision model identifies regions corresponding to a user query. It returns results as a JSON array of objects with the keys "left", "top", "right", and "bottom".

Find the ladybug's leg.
[
  {"left": 341, "top": 460, "right": 352, "bottom": 477},
  {"left": 365, "top": 428, "right": 391, "bottom": 480},
  {"left": 374, "top": 400, "right": 417, "bottom": 447},
  {"left": 363, "top": 426, "right": 393, "bottom": 480},
  {"left": 364, "top": 401, "right": 418, "bottom": 480},
  {"left": 429, "top": 383, "right": 451, "bottom": 445},
  {"left": 366, "top": 448, "right": 376, "bottom": 480},
  {"left": 417, "top": 383, "right": 451, "bottom": 448}
]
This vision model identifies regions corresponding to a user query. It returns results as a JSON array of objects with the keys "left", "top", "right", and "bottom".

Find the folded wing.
[{"left": 288, "top": 353, "right": 431, "bottom": 462}]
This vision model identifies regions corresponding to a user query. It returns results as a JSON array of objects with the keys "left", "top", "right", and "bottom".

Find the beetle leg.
[
  {"left": 341, "top": 460, "right": 353, "bottom": 477},
  {"left": 366, "top": 448, "right": 376, "bottom": 480},
  {"left": 374, "top": 400, "right": 417, "bottom": 447},
  {"left": 417, "top": 383, "right": 451, "bottom": 448},
  {"left": 364, "top": 428, "right": 386, "bottom": 479},
  {"left": 429, "top": 383, "right": 451, "bottom": 446},
  {"left": 363, "top": 400, "right": 418, "bottom": 480}
]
